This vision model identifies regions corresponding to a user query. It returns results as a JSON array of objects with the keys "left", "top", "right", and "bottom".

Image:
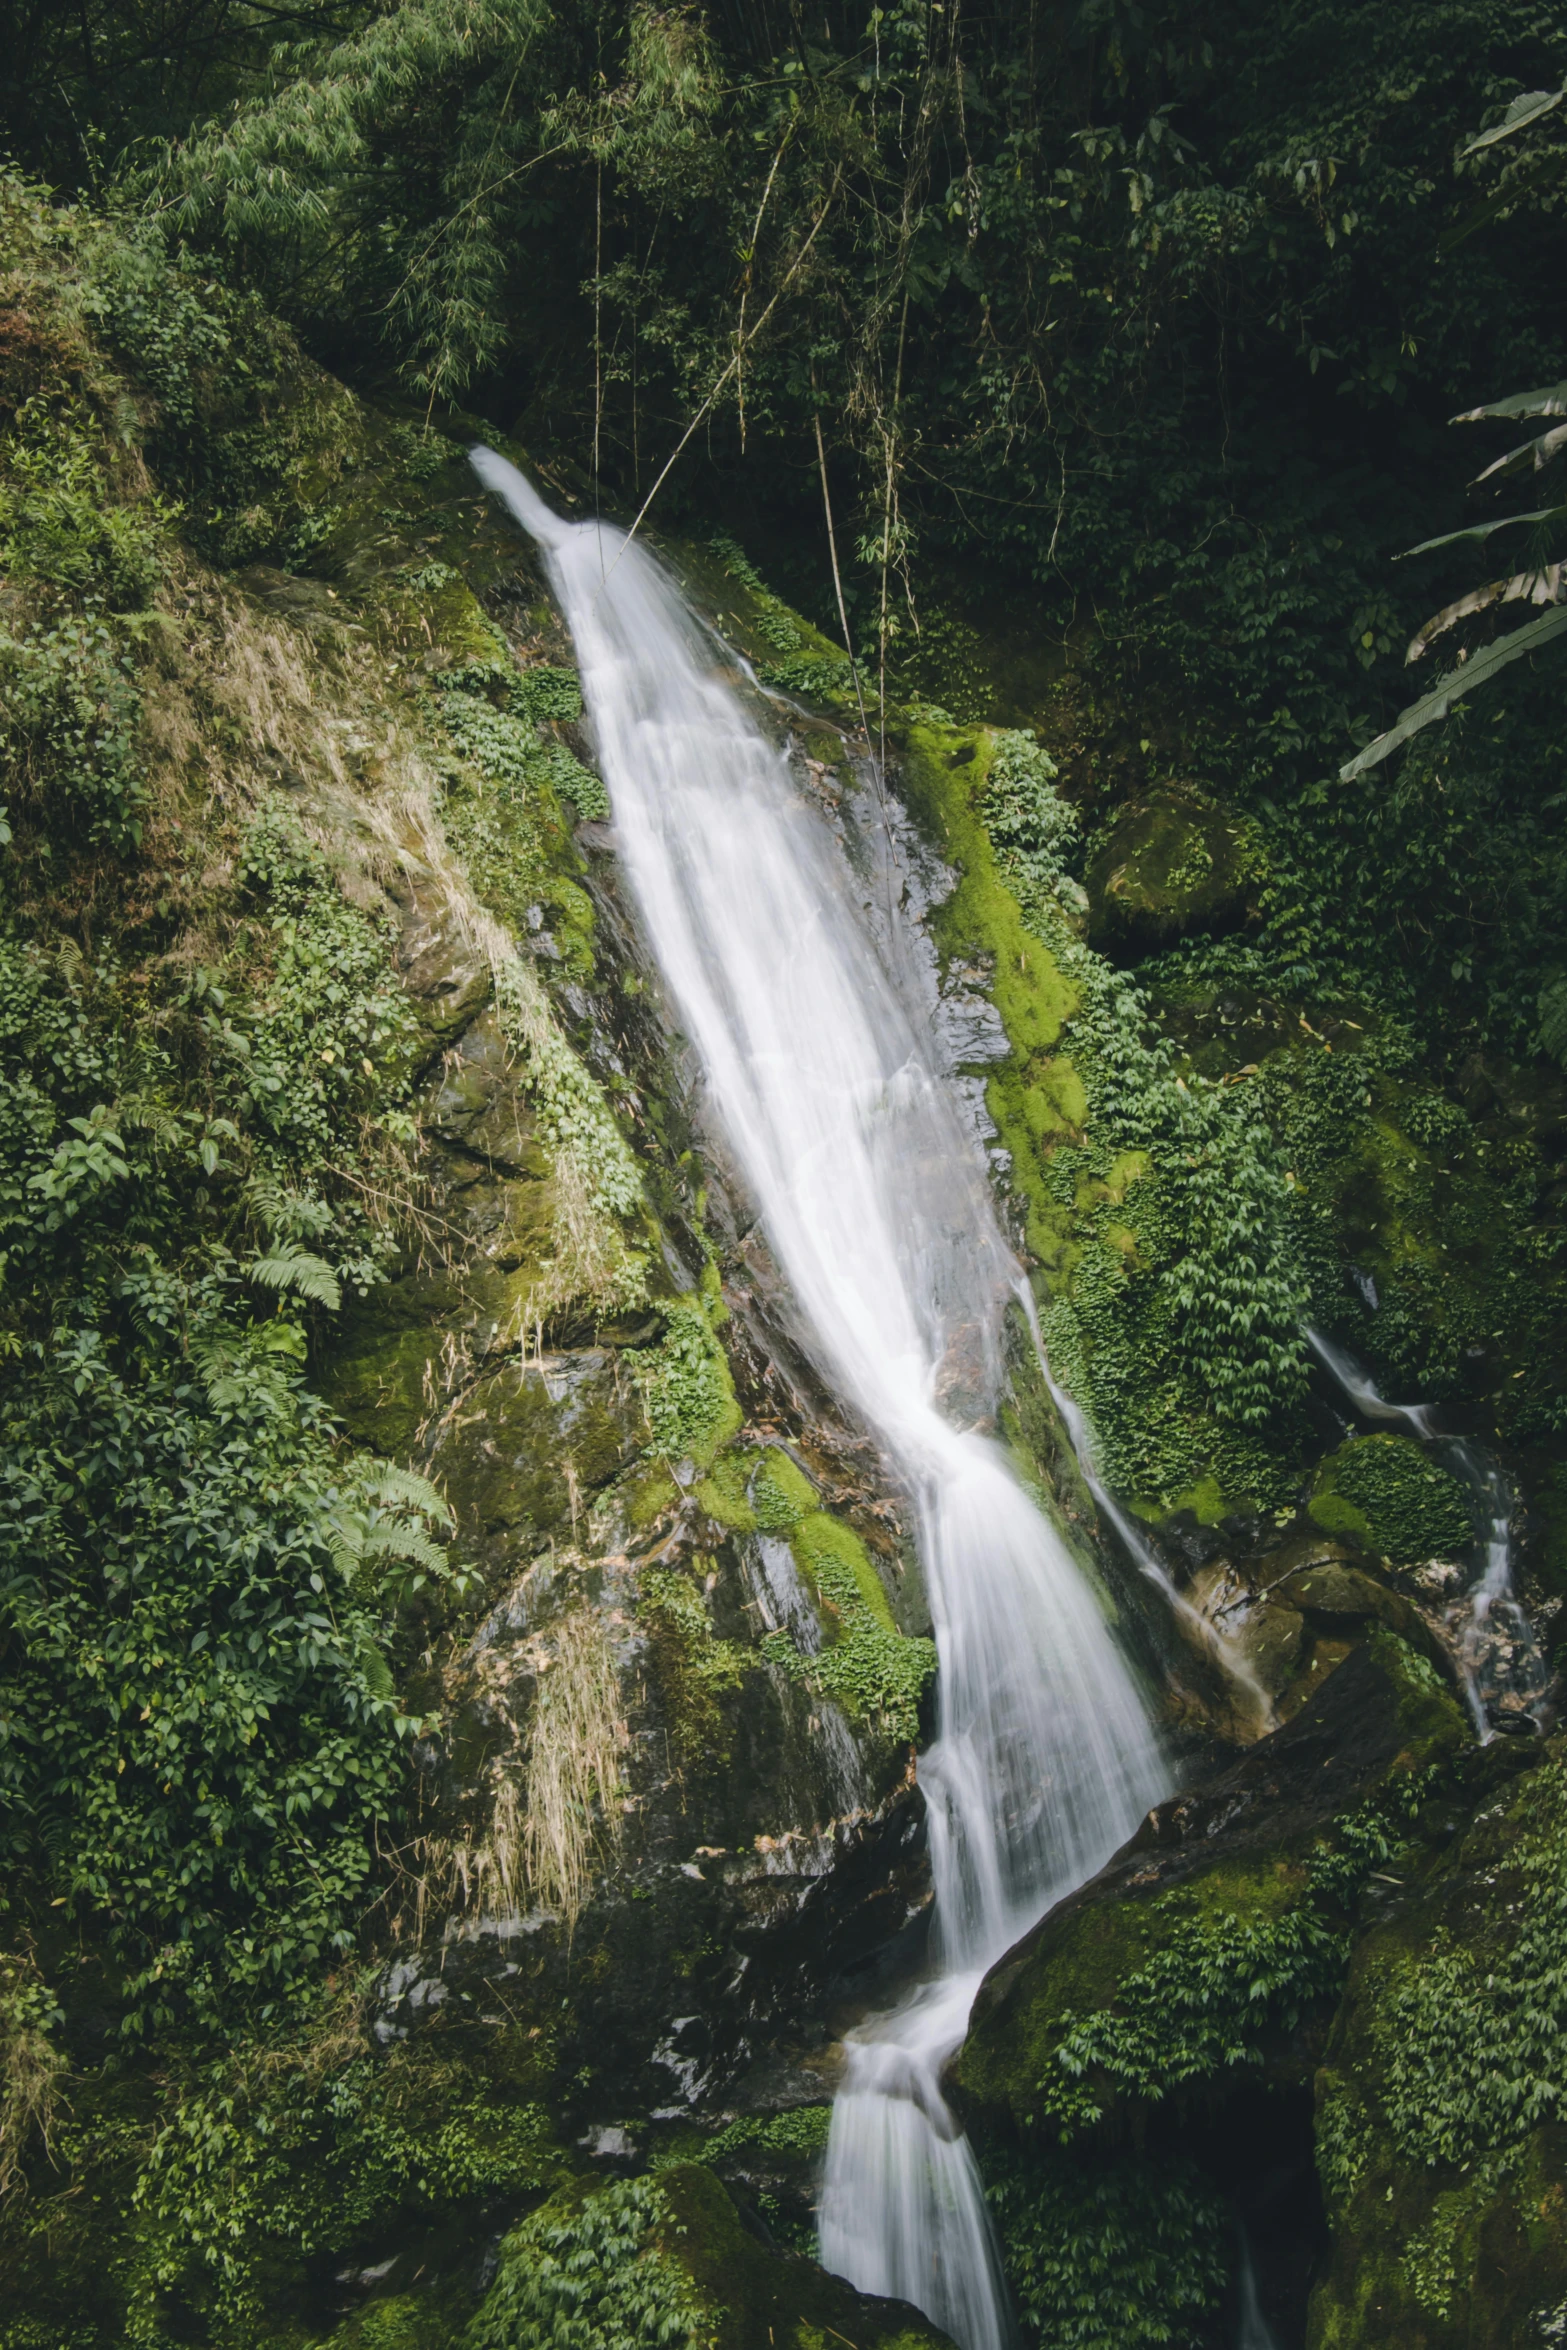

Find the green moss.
[
  {"left": 633, "top": 1295, "right": 742, "bottom": 1469},
  {"left": 431, "top": 665, "right": 602, "bottom": 975},
  {"left": 750, "top": 1447, "right": 817, "bottom": 1532},
  {"left": 628, "top": 1467, "right": 680, "bottom": 1528},
  {"left": 1308, "top": 1435, "right": 1473, "bottom": 1562},
  {"left": 639, "top": 1562, "right": 751, "bottom": 1760},
  {"left": 897, "top": 711, "right": 1309, "bottom": 1499},
  {"left": 320, "top": 1322, "right": 445, "bottom": 1454},
  {"left": 647, "top": 2164, "right": 953, "bottom": 2350},
  {"left": 792, "top": 1513, "right": 896, "bottom": 1634},
  {"left": 691, "top": 1449, "right": 758, "bottom": 1533},
  {"left": 1162, "top": 1473, "right": 1228, "bottom": 1525},
  {"left": 1085, "top": 788, "right": 1266, "bottom": 954},
  {"left": 761, "top": 1510, "right": 936, "bottom": 1740},
  {"left": 958, "top": 1653, "right": 1465, "bottom": 2138},
  {"left": 897, "top": 720, "right": 1080, "bottom": 1265}
]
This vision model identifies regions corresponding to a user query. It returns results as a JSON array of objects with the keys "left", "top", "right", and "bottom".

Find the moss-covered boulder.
[
  {"left": 953, "top": 1632, "right": 1468, "bottom": 2138},
  {"left": 1307, "top": 1738, "right": 1567, "bottom": 2349},
  {"left": 1308, "top": 1434, "right": 1473, "bottom": 1562},
  {"left": 465, "top": 2164, "right": 954, "bottom": 2350},
  {"left": 1085, "top": 788, "right": 1265, "bottom": 956}
]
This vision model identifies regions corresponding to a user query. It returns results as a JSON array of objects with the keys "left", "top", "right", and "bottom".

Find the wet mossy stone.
[
  {"left": 952, "top": 1633, "right": 1469, "bottom": 2136},
  {"left": 462, "top": 2163, "right": 953, "bottom": 2350},
  {"left": 1308, "top": 1434, "right": 1473, "bottom": 1564},
  {"left": 650, "top": 2162, "right": 956, "bottom": 2350},
  {"left": 432, "top": 1351, "right": 641, "bottom": 1547},
  {"left": 1085, "top": 788, "right": 1264, "bottom": 957}
]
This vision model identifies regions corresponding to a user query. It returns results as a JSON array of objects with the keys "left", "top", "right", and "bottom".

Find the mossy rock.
[
  {"left": 953, "top": 1634, "right": 1469, "bottom": 2137},
  {"left": 512, "top": 2163, "right": 957, "bottom": 2350},
  {"left": 896, "top": 717, "right": 1081, "bottom": 1266},
  {"left": 1308, "top": 1434, "right": 1473, "bottom": 1564},
  {"left": 1085, "top": 788, "right": 1264, "bottom": 956},
  {"left": 432, "top": 1350, "right": 642, "bottom": 1555}
]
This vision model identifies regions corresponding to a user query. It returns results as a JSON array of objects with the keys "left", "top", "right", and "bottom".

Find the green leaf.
[
  {"left": 1339, "top": 603, "right": 1567, "bottom": 779},
  {"left": 1399, "top": 503, "right": 1567, "bottom": 558},
  {"left": 1461, "top": 87, "right": 1564, "bottom": 156},
  {"left": 1452, "top": 380, "right": 1567, "bottom": 426},
  {"left": 247, "top": 1245, "right": 342, "bottom": 1311}
]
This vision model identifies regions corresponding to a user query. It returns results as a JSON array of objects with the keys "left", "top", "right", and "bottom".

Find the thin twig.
[
  {"left": 813, "top": 387, "right": 883, "bottom": 813},
  {"left": 593, "top": 168, "right": 844, "bottom": 591},
  {"left": 736, "top": 122, "right": 796, "bottom": 452}
]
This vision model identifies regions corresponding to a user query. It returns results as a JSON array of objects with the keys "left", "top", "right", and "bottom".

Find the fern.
[
  {"left": 247, "top": 1244, "right": 342, "bottom": 1312},
  {"left": 354, "top": 1462, "right": 454, "bottom": 1527}
]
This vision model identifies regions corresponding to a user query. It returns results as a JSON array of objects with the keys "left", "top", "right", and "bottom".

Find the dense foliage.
[
  {"left": 470, "top": 2177, "right": 714, "bottom": 2350},
  {"left": 2, "top": 9, "right": 1566, "bottom": 2347},
  {"left": 985, "top": 2146, "right": 1231, "bottom": 2350}
]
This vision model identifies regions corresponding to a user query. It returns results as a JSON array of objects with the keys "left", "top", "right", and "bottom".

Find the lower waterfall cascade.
[{"left": 471, "top": 447, "right": 1169, "bottom": 2348}]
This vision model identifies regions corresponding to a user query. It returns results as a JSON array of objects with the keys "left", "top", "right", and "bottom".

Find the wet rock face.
[
  {"left": 320, "top": 786, "right": 935, "bottom": 2146},
  {"left": 1085, "top": 786, "right": 1265, "bottom": 957},
  {"left": 946, "top": 1629, "right": 1567, "bottom": 2349},
  {"left": 953, "top": 1632, "right": 1470, "bottom": 2137}
]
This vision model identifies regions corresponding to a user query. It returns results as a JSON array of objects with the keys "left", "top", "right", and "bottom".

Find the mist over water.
[{"left": 471, "top": 448, "right": 1167, "bottom": 2349}]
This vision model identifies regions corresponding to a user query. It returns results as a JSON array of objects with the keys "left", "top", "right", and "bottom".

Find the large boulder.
[
  {"left": 954, "top": 1631, "right": 1468, "bottom": 2139},
  {"left": 1085, "top": 787, "right": 1265, "bottom": 957}
]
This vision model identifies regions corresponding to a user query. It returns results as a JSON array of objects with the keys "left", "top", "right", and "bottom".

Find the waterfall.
[
  {"left": 1235, "top": 2228, "right": 1281, "bottom": 2350},
  {"left": 471, "top": 449, "right": 1167, "bottom": 2349},
  {"left": 1305, "top": 1326, "right": 1548, "bottom": 1734}
]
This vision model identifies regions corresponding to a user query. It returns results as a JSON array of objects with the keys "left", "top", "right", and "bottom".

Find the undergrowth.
[
  {"left": 1365, "top": 1750, "right": 1567, "bottom": 2172},
  {"left": 469, "top": 2175, "right": 716, "bottom": 2350},
  {"left": 985, "top": 2145, "right": 1230, "bottom": 2350},
  {"left": 1021, "top": 1759, "right": 1446, "bottom": 2142},
  {"left": 972, "top": 729, "right": 1310, "bottom": 1503},
  {"left": 1309, "top": 1435, "right": 1474, "bottom": 1562}
]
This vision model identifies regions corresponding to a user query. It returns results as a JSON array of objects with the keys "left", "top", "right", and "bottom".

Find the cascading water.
[
  {"left": 471, "top": 448, "right": 1168, "bottom": 2347},
  {"left": 1305, "top": 1325, "right": 1548, "bottom": 1733}
]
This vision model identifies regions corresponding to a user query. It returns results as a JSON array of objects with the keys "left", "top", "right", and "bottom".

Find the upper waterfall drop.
[{"left": 470, "top": 446, "right": 1168, "bottom": 2349}]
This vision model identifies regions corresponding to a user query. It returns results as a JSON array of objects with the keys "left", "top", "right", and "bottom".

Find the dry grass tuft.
[{"left": 403, "top": 1599, "right": 629, "bottom": 1939}]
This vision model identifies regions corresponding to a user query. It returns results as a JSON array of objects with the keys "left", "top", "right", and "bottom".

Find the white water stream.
[
  {"left": 1305, "top": 1325, "right": 1548, "bottom": 1733},
  {"left": 472, "top": 450, "right": 1167, "bottom": 2348}
]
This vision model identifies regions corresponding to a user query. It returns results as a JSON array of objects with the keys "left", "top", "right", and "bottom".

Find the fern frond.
[
  {"left": 248, "top": 1245, "right": 342, "bottom": 1311},
  {"left": 356, "top": 1463, "right": 453, "bottom": 1526},
  {"left": 357, "top": 1524, "right": 448, "bottom": 1575}
]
